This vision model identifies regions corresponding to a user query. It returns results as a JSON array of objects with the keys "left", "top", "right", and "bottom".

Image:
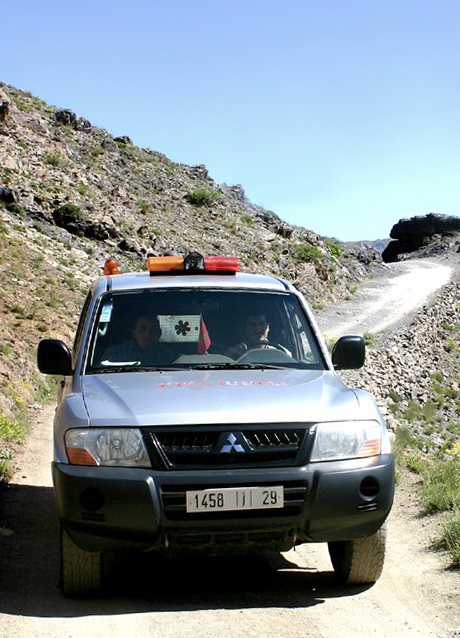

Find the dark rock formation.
[
  {"left": 344, "top": 242, "right": 382, "bottom": 265},
  {"left": 114, "top": 135, "right": 132, "bottom": 145},
  {"left": 0, "top": 100, "right": 10, "bottom": 122},
  {"left": 52, "top": 204, "right": 118, "bottom": 240},
  {"left": 382, "top": 213, "right": 460, "bottom": 262},
  {"left": 52, "top": 109, "right": 92, "bottom": 132},
  {"left": 0, "top": 186, "right": 19, "bottom": 204}
]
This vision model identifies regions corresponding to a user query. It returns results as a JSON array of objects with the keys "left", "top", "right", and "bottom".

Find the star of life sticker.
[{"left": 218, "top": 432, "right": 247, "bottom": 453}]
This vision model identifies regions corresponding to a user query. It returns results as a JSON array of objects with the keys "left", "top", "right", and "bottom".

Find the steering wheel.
[
  {"left": 244, "top": 340, "right": 289, "bottom": 353},
  {"left": 236, "top": 341, "right": 293, "bottom": 363}
]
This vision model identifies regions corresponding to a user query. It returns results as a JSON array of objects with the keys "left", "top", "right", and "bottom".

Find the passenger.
[{"left": 103, "top": 315, "right": 171, "bottom": 365}]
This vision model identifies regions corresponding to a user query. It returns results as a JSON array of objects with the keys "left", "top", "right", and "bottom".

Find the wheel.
[
  {"left": 328, "top": 523, "right": 387, "bottom": 585},
  {"left": 60, "top": 528, "right": 102, "bottom": 597}
]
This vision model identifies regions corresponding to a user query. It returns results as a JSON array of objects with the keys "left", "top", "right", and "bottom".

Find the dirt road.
[
  {"left": 317, "top": 258, "right": 454, "bottom": 339},
  {"left": 1, "top": 258, "right": 459, "bottom": 638}
]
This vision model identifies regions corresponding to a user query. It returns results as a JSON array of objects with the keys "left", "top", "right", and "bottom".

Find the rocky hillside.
[
  {"left": 341, "top": 276, "right": 460, "bottom": 453},
  {"left": 0, "top": 81, "right": 385, "bottom": 432}
]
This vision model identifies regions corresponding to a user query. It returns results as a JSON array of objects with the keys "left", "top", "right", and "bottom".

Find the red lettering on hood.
[{"left": 152, "top": 380, "right": 286, "bottom": 389}]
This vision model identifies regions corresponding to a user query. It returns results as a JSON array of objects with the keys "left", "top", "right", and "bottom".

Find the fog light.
[
  {"left": 359, "top": 476, "right": 379, "bottom": 499},
  {"left": 80, "top": 487, "right": 104, "bottom": 511}
]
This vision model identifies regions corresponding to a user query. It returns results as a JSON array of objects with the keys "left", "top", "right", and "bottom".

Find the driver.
[{"left": 226, "top": 312, "right": 271, "bottom": 359}]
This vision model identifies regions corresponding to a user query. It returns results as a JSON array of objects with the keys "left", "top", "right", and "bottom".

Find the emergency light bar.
[
  {"left": 147, "top": 252, "right": 239, "bottom": 275},
  {"left": 103, "top": 258, "right": 120, "bottom": 275}
]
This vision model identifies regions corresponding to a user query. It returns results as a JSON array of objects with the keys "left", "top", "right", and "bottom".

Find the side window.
[
  {"left": 285, "top": 300, "right": 320, "bottom": 363},
  {"left": 72, "top": 291, "right": 92, "bottom": 358}
]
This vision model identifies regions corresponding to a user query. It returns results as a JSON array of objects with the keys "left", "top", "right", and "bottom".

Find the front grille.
[
  {"left": 145, "top": 425, "right": 309, "bottom": 470},
  {"left": 245, "top": 430, "right": 302, "bottom": 448},
  {"left": 160, "top": 481, "right": 308, "bottom": 521}
]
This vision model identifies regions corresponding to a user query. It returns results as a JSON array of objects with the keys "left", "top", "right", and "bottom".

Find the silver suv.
[{"left": 38, "top": 252, "right": 394, "bottom": 597}]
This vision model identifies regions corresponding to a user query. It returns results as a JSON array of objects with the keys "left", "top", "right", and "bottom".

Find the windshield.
[{"left": 85, "top": 289, "right": 325, "bottom": 372}]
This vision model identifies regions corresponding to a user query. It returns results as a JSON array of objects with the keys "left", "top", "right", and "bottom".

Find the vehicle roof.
[{"left": 93, "top": 271, "right": 295, "bottom": 295}]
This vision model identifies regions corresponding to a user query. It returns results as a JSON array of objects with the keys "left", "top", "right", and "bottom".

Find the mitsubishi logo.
[{"left": 217, "top": 432, "right": 247, "bottom": 453}]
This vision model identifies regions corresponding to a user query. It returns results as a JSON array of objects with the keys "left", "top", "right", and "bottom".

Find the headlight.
[
  {"left": 65, "top": 428, "right": 151, "bottom": 467},
  {"left": 310, "top": 421, "right": 383, "bottom": 462}
]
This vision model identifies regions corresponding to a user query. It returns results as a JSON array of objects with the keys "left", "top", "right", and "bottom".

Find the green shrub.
[
  {"left": 363, "top": 331, "right": 378, "bottom": 347},
  {"left": 392, "top": 425, "right": 423, "bottom": 464},
  {"left": 405, "top": 454, "right": 425, "bottom": 474},
  {"left": 292, "top": 243, "right": 323, "bottom": 265},
  {"left": 0, "top": 416, "right": 25, "bottom": 443},
  {"left": 138, "top": 200, "right": 151, "bottom": 215},
  {"left": 419, "top": 455, "right": 460, "bottom": 513},
  {"left": 44, "top": 150, "right": 64, "bottom": 167},
  {"left": 388, "top": 390, "right": 402, "bottom": 403},
  {"left": 0, "top": 343, "right": 12, "bottom": 357},
  {"left": 54, "top": 203, "right": 85, "bottom": 222},
  {"left": 185, "top": 188, "right": 221, "bottom": 207},
  {"left": 0, "top": 457, "right": 13, "bottom": 484},
  {"left": 6, "top": 202, "right": 25, "bottom": 216},
  {"left": 433, "top": 509, "right": 460, "bottom": 567},
  {"left": 401, "top": 400, "right": 423, "bottom": 423},
  {"left": 325, "top": 239, "right": 343, "bottom": 257}
]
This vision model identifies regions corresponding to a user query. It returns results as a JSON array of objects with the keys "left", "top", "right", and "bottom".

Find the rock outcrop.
[{"left": 382, "top": 213, "right": 460, "bottom": 262}]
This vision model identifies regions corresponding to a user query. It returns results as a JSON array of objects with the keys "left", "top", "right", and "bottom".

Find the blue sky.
[{"left": 2, "top": 0, "right": 460, "bottom": 241}]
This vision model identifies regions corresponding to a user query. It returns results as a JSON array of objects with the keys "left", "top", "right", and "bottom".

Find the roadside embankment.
[{"left": 341, "top": 276, "right": 460, "bottom": 451}]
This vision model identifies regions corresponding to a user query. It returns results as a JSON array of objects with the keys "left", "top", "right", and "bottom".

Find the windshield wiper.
[
  {"left": 193, "top": 362, "right": 285, "bottom": 370},
  {"left": 92, "top": 365, "right": 182, "bottom": 374}
]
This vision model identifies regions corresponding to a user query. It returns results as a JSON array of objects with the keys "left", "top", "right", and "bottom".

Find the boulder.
[
  {"left": 53, "top": 109, "right": 78, "bottom": 128},
  {"left": 0, "top": 100, "right": 10, "bottom": 122},
  {"left": 114, "top": 136, "right": 133, "bottom": 145},
  {"left": 382, "top": 213, "right": 460, "bottom": 262},
  {"left": 0, "top": 186, "right": 19, "bottom": 204},
  {"left": 52, "top": 205, "right": 118, "bottom": 240},
  {"left": 52, "top": 110, "right": 91, "bottom": 131},
  {"left": 390, "top": 213, "right": 460, "bottom": 239}
]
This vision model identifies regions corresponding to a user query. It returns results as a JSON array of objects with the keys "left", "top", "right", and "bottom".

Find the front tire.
[
  {"left": 328, "top": 523, "right": 387, "bottom": 585},
  {"left": 60, "top": 528, "right": 102, "bottom": 597}
]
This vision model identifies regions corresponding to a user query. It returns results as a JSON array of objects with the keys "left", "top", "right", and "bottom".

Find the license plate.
[{"left": 186, "top": 486, "right": 284, "bottom": 513}]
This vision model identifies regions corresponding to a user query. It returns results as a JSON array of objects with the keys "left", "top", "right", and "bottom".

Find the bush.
[
  {"left": 0, "top": 457, "right": 13, "bottom": 484},
  {"left": 0, "top": 416, "right": 25, "bottom": 443},
  {"left": 53, "top": 203, "right": 85, "bottom": 222},
  {"left": 325, "top": 239, "right": 343, "bottom": 257},
  {"left": 6, "top": 202, "right": 25, "bottom": 216},
  {"left": 137, "top": 200, "right": 151, "bottom": 215},
  {"left": 363, "top": 331, "right": 378, "bottom": 347},
  {"left": 419, "top": 455, "right": 460, "bottom": 513},
  {"left": 44, "top": 150, "right": 64, "bottom": 167},
  {"left": 292, "top": 243, "right": 323, "bottom": 265},
  {"left": 433, "top": 510, "right": 460, "bottom": 567},
  {"left": 185, "top": 188, "right": 221, "bottom": 207}
]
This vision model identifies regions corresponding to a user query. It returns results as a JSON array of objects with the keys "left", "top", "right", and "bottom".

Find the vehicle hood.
[{"left": 80, "top": 369, "right": 377, "bottom": 426}]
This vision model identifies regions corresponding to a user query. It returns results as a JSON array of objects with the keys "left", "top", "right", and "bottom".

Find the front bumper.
[{"left": 52, "top": 454, "right": 395, "bottom": 553}]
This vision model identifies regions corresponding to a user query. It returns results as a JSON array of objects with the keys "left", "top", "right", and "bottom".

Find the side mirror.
[
  {"left": 332, "top": 336, "right": 365, "bottom": 370},
  {"left": 37, "top": 339, "right": 73, "bottom": 376}
]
